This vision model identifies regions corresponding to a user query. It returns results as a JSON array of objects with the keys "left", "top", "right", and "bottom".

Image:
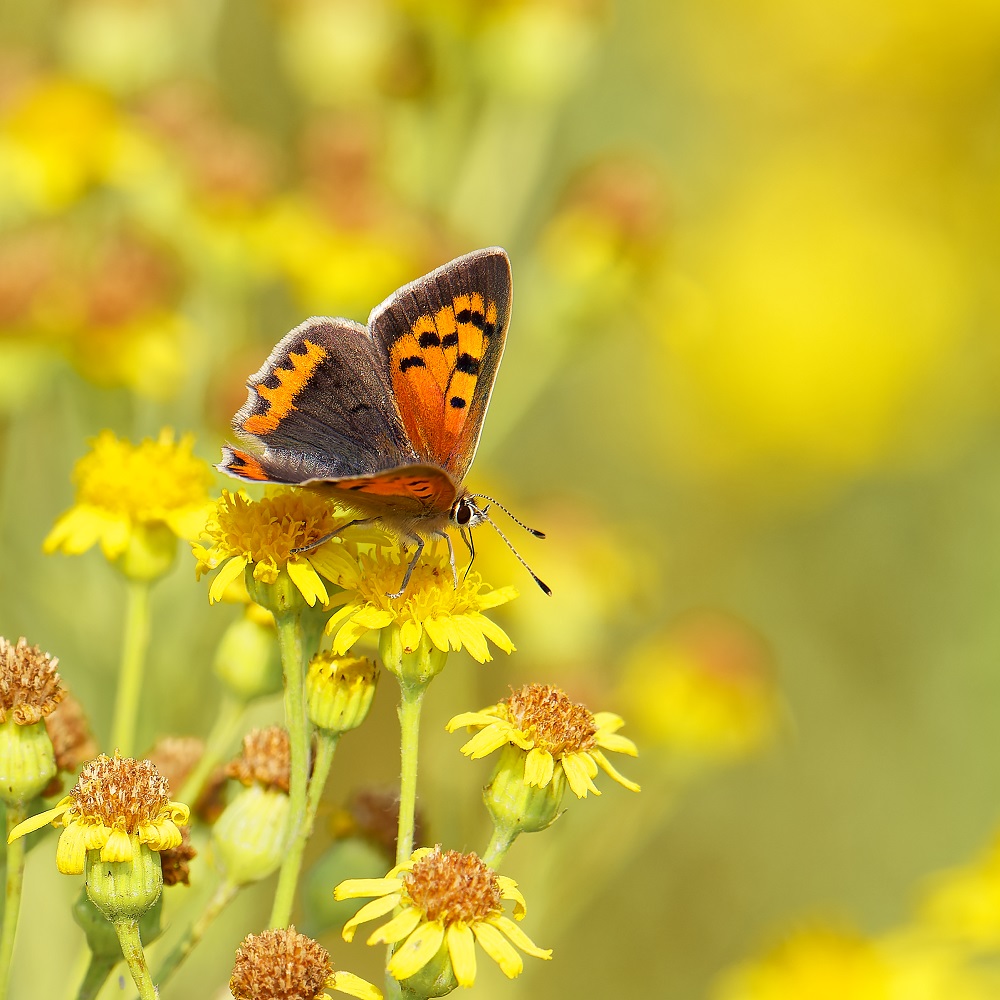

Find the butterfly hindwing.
[
  {"left": 369, "top": 247, "right": 511, "bottom": 482},
  {"left": 229, "top": 317, "right": 414, "bottom": 481}
]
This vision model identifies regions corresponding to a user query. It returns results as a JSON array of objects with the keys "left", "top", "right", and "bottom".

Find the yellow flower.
[
  {"left": 230, "top": 926, "right": 381, "bottom": 1000},
  {"left": 920, "top": 827, "right": 1000, "bottom": 948},
  {"left": 713, "top": 925, "right": 892, "bottom": 1000},
  {"left": 0, "top": 76, "right": 122, "bottom": 211},
  {"left": 335, "top": 846, "right": 551, "bottom": 989},
  {"left": 7, "top": 752, "right": 189, "bottom": 876},
  {"left": 44, "top": 429, "right": 213, "bottom": 574},
  {"left": 325, "top": 543, "right": 518, "bottom": 663},
  {"left": 618, "top": 610, "right": 781, "bottom": 763},
  {"left": 447, "top": 683, "right": 640, "bottom": 799},
  {"left": 192, "top": 488, "right": 358, "bottom": 607}
]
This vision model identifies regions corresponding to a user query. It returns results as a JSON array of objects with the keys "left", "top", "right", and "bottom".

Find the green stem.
[
  {"left": 110, "top": 579, "right": 152, "bottom": 755},
  {"left": 177, "top": 692, "right": 245, "bottom": 807},
  {"left": 113, "top": 920, "right": 156, "bottom": 1000},
  {"left": 268, "top": 611, "right": 310, "bottom": 928},
  {"left": 0, "top": 802, "right": 27, "bottom": 1000},
  {"left": 153, "top": 878, "right": 239, "bottom": 986},
  {"left": 481, "top": 826, "right": 517, "bottom": 871},
  {"left": 396, "top": 682, "right": 426, "bottom": 867},
  {"left": 270, "top": 731, "right": 339, "bottom": 928},
  {"left": 73, "top": 955, "right": 116, "bottom": 1000}
]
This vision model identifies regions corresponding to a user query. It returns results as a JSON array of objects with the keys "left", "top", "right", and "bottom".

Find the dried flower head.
[
  {"left": 230, "top": 926, "right": 381, "bottom": 1000},
  {"left": 226, "top": 726, "right": 291, "bottom": 793},
  {"left": 0, "top": 636, "right": 65, "bottom": 725},
  {"left": 160, "top": 826, "right": 197, "bottom": 887}
]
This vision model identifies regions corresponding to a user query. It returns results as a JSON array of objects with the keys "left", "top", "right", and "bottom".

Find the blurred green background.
[{"left": 3, "top": 0, "right": 1000, "bottom": 997}]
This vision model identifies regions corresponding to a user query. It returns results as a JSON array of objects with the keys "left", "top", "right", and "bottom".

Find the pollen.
[
  {"left": 504, "top": 684, "right": 597, "bottom": 756},
  {"left": 71, "top": 754, "right": 172, "bottom": 831},
  {"left": 403, "top": 847, "right": 503, "bottom": 925},
  {"left": 230, "top": 926, "right": 333, "bottom": 1000},
  {"left": 0, "top": 636, "right": 66, "bottom": 725},
  {"left": 225, "top": 726, "right": 291, "bottom": 793}
]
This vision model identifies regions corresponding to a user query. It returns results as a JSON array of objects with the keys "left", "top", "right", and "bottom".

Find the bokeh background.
[{"left": 3, "top": 0, "right": 1000, "bottom": 997}]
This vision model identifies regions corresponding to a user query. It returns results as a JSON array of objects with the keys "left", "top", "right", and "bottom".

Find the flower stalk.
[
  {"left": 110, "top": 577, "right": 152, "bottom": 755},
  {"left": 0, "top": 802, "right": 28, "bottom": 1000}
]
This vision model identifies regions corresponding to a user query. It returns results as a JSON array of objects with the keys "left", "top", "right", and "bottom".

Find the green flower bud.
[
  {"left": 483, "top": 743, "right": 564, "bottom": 836},
  {"left": 85, "top": 836, "right": 163, "bottom": 922},
  {"left": 306, "top": 653, "right": 378, "bottom": 734}
]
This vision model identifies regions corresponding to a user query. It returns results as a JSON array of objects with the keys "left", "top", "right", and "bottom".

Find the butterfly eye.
[{"left": 454, "top": 499, "right": 474, "bottom": 526}]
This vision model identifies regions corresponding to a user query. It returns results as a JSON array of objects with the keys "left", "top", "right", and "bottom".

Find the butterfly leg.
[
  {"left": 291, "top": 518, "right": 374, "bottom": 554},
  {"left": 433, "top": 530, "right": 459, "bottom": 590},
  {"left": 387, "top": 534, "right": 425, "bottom": 600}
]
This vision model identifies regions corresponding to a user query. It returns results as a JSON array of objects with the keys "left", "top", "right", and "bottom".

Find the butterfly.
[{"left": 219, "top": 246, "right": 548, "bottom": 597}]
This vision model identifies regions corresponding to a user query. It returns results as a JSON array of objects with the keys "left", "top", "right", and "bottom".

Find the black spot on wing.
[
  {"left": 418, "top": 331, "right": 441, "bottom": 348},
  {"left": 441, "top": 332, "right": 459, "bottom": 348},
  {"left": 399, "top": 356, "right": 426, "bottom": 373},
  {"left": 455, "top": 353, "right": 480, "bottom": 375},
  {"left": 450, "top": 396, "right": 466, "bottom": 409}
]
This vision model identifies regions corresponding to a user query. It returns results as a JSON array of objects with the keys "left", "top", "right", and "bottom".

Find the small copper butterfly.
[{"left": 219, "top": 247, "right": 548, "bottom": 597}]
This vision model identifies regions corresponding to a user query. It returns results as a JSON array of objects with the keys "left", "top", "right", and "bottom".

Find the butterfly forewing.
[
  {"left": 369, "top": 247, "right": 511, "bottom": 482},
  {"left": 228, "top": 317, "right": 414, "bottom": 480}
]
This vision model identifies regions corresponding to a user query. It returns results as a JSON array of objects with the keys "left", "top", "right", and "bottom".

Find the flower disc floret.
[
  {"left": 447, "top": 683, "right": 640, "bottom": 798},
  {"left": 193, "top": 489, "right": 359, "bottom": 606},
  {"left": 335, "top": 846, "right": 550, "bottom": 988},
  {"left": 7, "top": 752, "right": 189, "bottom": 875},
  {"left": 325, "top": 545, "right": 518, "bottom": 663}
]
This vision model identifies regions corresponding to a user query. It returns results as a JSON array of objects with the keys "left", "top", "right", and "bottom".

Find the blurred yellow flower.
[
  {"left": 335, "top": 846, "right": 551, "bottom": 988},
  {"left": 919, "top": 828, "right": 1000, "bottom": 949},
  {"left": 656, "top": 150, "right": 967, "bottom": 494},
  {"left": 713, "top": 925, "right": 892, "bottom": 1000},
  {"left": 0, "top": 76, "right": 122, "bottom": 211},
  {"left": 193, "top": 489, "right": 357, "bottom": 607},
  {"left": 325, "top": 544, "right": 517, "bottom": 663},
  {"left": 619, "top": 610, "right": 780, "bottom": 762},
  {"left": 44, "top": 429, "right": 213, "bottom": 568}
]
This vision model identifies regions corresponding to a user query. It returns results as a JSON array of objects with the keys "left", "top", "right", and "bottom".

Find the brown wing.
[
  {"left": 368, "top": 247, "right": 511, "bottom": 483},
  {"left": 226, "top": 316, "right": 414, "bottom": 483}
]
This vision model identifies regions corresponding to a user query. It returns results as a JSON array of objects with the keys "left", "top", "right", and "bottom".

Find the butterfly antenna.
[
  {"left": 481, "top": 511, "right": 552, "bottom": 596},
  {"left": 470, "top": 495, "right": 546, "bottom": 538}
]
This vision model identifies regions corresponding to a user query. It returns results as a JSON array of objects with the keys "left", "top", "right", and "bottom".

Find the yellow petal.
[
  {"left": 340, "top": 892, "right": 403, "bottom": 943},
  {"left": 7, "top": 798, "right": 72, "bottom": 843},
  {"left": 497, "top": 877, "right": 527, "bottom": 920},
  {"left": 101, "top": 827, "right": 134, "bottom": 863},
  {"left": 591, "top": 749, "right": 641, "bottom": 792},
  {"left": 332, "top": 619, "right": 374, "bottom": 655},
  {"left": 387, "top": 920, "right": 445, "bottom": 981},
  {"left": 287, "top": 557, "right": 328, "bottom": 606},
  {"left": 329, "top": 970, "right": 383, "bottom": 1000},
  {"left": 421, "top": 615, "right": 452, "bottom": 653},
  {"left": 210, "top": 555, "right": 249, "bottom": 604},
  {"left": 469, "top": 613, "right": 515, "bottom": 654},
  {"left": 55, "top": 825, "right": 88, "bottom": 875},
  {"left": 524, "top": 748, "right": 555, "bottom": 787},
  {"left": 366, "top": 905, "right": 423, "bottom": 946},
  {"left": 445, "top": 710, "right": 500, "bottom": 731},
  {"left": 399, "top": 617, "right": 422, "bottom": 653},
  {"left": 489, "top": 914, "right": 553, "bottom": 960},
  {"left": 562, "top": 753, "right": 601, "bottom": 798},
  {"left": 334, "top": 877, "right": 402, "bottom": 901},
  {"left": 471, "top": 920, "right": 524, "bottom": 979},
  {"left": 476, "top": 585, "right": 519, "bottom": 610},
  {"left": 446, "top": 922, "right": 477, "bottom": 988},
  {"left": 460, "top": 725, "right": 520, "bottom": 760},
  {"left": 596, "top": 732, "right": 639, "bottom": 757}
]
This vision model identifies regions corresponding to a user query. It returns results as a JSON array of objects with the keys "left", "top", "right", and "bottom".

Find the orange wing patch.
[
  {"left": 220, "top": 448, "right": 275, "bottom": 482},
  {"left": 333, "top": 470, "right": 455, "bottom": 514},
  {"left": 388, "top": 294, "right": 498, "bottom": 468},
  {"left": 242, "top": 339, "right": 328, "bottom": 435}
]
